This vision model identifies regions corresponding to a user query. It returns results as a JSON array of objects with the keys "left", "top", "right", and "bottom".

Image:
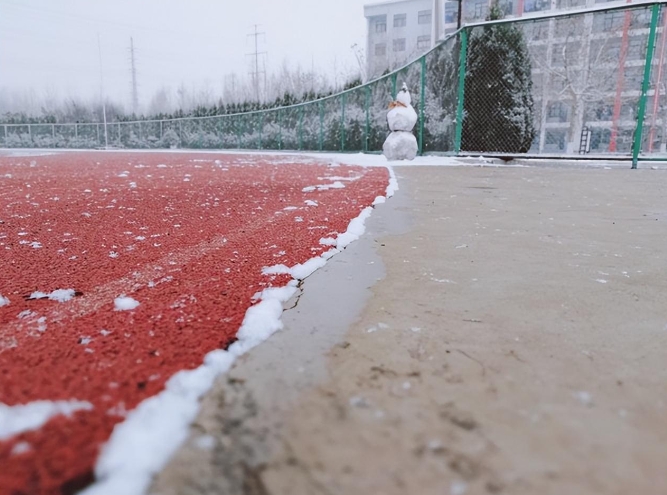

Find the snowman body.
[{"left": 383, "top": 83, "right": 418, "bottom": 161}]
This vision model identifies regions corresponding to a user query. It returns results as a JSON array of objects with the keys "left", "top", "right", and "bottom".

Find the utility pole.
[
  {"left": 97, "top": 33, "right": 109, "bottom": 148},
  {"left": 457, "top": 0, "right": 463, "bottom": 29},
  {"left": 246, "top": 25, "right": 266, "bottom": 102},
  {"left": 432, "top": 0, "right": 440, "bottom": 47},
  {"left": 129, "top": 37, "right": 139, "bottom": 115}
]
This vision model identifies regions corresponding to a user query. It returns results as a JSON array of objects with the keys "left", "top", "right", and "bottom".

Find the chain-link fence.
[{"left": 2, "top": 2, "right": 666, "bottom": 166}]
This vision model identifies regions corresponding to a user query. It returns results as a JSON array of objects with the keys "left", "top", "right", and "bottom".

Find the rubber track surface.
[{"left": 0, "top": 151, "right": 388, "bottom": 495}]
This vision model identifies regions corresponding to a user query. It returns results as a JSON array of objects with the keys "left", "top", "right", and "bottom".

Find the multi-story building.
[
  {"left": 364, "top": 0, "right": 436, "bottom": 79},
  {"left": 364, "top": 0, "right": 467, "bottom": 80}
]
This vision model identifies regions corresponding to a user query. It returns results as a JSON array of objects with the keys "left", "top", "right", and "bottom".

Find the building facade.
[
  {"left": 364, "top": 0, "right": 435, "bottom": 79},
  {"left": 364, "top": 0, "right": 664, "bottom": 154}
]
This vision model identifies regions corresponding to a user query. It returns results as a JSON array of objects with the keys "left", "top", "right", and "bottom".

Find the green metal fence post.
[
  {"left": 632, "top": 2, "right": 661, "bottom": 169},
  {"left": 341, "top": 93, "right": 346, "bottom": 151},
  {"left": 236, "top": 117, "right": 241, "bottom": 149},
  {"left": 278, "top": 109, "right": 283, "bottom": 150},
  {"left": 454, "top": 28, "right": 469, "bottom": 154},
  {"left": 365, "top": 85, "right": 371, "bottom": 152},
  {"left": 318, "top": 101, "right": 324, "bottom": 151},
  {"left": 259, "top": 113, "right": 264, "bottom": 150},
  {"left": 419, "top": 56, "right": 426, "bottom": 156},
  {"left": 391, "top": 73, "right": 397, "bottom": 100},
  {"left": 299, "top": 106, "right": 304, "bottom": 150}
]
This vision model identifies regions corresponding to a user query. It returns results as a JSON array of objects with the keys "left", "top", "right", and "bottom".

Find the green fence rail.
[{"left": 3, "top": 1, "right": 667, "bottom": 166}]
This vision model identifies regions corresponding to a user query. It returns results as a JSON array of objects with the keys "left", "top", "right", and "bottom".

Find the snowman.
[{"left": 383, "top": 83, "right": 418, "bottom": 161}]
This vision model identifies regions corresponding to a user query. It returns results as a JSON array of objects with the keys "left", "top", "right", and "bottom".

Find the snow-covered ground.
[
  {"left": 74, "top": 161, "right": 399, "bottom": 495},
  {"left": 3, "top": 147, "right": 656, "bottom": 169}
]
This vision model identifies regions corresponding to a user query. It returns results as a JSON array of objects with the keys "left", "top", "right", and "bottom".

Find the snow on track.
[{"left": 0, "top": 151, "right": 389, "bottom": 495}]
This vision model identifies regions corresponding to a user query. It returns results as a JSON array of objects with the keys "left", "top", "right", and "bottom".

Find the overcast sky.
[{"left": 0, "top": 0, "right": 370, "bottom": 110}]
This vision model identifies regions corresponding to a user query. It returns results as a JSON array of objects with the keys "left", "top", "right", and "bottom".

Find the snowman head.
[{"left": 401, "top": 83, "right": 408, "bottom": 92}]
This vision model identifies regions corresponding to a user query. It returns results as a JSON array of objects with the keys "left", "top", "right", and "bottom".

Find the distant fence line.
[{"left": 3, "top": 1, "right": 667, "bottom": 167}]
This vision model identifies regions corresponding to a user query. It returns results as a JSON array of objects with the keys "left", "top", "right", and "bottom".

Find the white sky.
[{"left": 0, "top": 0, "right": 370, "bottom": 109}]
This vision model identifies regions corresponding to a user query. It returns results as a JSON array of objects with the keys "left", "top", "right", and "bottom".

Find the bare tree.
[{"left": 531, "top": 13, "right": 618, "bottom": 152}]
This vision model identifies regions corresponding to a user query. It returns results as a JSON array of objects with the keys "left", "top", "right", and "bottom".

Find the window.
[
  {"left": 530, "top": 45, "right": 547, "bottom": 64},
  {"left": 627, "top": 35, "right": 648, "bottom": 60},
  {"left": 394, "top": 13, "right": 407, "bottom": 28},
  {"left": 524, "top": 0, "right": 550, "bottom": 13},
  {"left": 551, "top": 44, "right": 564, "bottom": 67},
  {"left": 590, "top": 128, "right": 611, "bottom": 152},
  {"left": 593, "top": 11, "right": 625, "bottom": 32},
  {"left": 529, "top": 22, "right": 548, "bottom": 40},
  {"left": 473, "top": 1, "right": 487, "bottom": 19},
  {"left": 371, "top": 15, "right": 387, "bottom": 33},
  {"left": 556, "top": 0, "right": 585, "bottom": 9},
  {"left": 545, "top": 130, "right": 566, "bottom": 151},
  {"left": 445, "top": 2, "right": 458, "bottom": 24},
  {"left": 555, "top": 16, "right": 583, "bottom": 37},
  {"left": 418, "top": 10, "right": 432, "bottom": 24},
  {"left": 393, "top": 38, "right": 406, "bottom": 52},
  {"left": 621, "top": 100, "right": 638, "bottom": 119},
  {"left": 624, "top": 66, "right": 644, "bottom": 87},
  {"left": 631, "top": 8, "right": 652, "bottom": 28},
  {"left": 417, "top": 35, "right": 431, "bottom": 49},
  {"left": 498, "top": 0, "right": 514, "bottom": 16},
  {"left": 547, "top": 102, "right": 568, "bottom": 123},
  {"left": 375, "top": 43, "right": 387, "bottom": 56},
  {"left": 588, "top": 101, "right": 613, "bottom": 121}
]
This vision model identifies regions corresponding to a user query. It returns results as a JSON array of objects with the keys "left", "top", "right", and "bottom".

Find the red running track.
[{"left": 0, "top": 151, "right": 388, "bottom": 495}]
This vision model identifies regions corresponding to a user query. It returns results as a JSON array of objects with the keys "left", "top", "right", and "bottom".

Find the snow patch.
[
  {"left": 385, "top": 166, "right": 398, "bottom": 198},
  {"left": 0, "top": 400, "right": 93, "bottom": 441},
  {"left": 575, "top": 391, "right": 593, "bottom": 406},
  {"left": 302, "top": 181, "right": 345, "bottom": 192},
  {"left": 450, "top": 481, "right": 468, "bottom": 495},
  {"left": 335, "top": 207, "right": 373, "bottom": 250},
  {"left": 193, "top": 434, "right": 216, "bottom": 451},
  {"left": 262, "top": 257, "right": 328, "bottom": 281},
  {"left": 28, "top": 289, "right": 76, "bottom": 303},
  {"left": 11, "top": 441, "right": 31, "bottom": 456},
  {"left": 114, "top": 296, "right": 140, "bottom": 311},
  {"left": 0, "top": 295, "right": 9, "bottom": 307}
]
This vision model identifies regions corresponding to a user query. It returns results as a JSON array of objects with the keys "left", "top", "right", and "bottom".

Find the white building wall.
[{"left": 365, "top": 0, "right": 434, "bottom": 79}]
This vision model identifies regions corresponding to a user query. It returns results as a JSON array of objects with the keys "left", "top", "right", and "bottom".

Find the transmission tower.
[
  {"left": 246, "top": 25, "right": 267, "bottom": 102},
  {"left": 129, "top": 37, "right": 139, "bottom": 114}
]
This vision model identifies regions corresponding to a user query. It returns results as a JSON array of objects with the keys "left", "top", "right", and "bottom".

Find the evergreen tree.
[
  {"left": 423, "top": 38, "right": 460, "bottom": 152},
  {"left": 462, "top": 3, "right": 535, "bottom": 153}
]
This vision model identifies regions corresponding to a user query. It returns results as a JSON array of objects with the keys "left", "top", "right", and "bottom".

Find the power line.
[{"left": 129, "top": 37, "right": 139, "bottom": 114}]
